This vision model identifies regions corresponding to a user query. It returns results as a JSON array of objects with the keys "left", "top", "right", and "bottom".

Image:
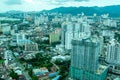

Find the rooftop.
[{"left": 96, "top": 65, "right": 108, "bottom": 75}]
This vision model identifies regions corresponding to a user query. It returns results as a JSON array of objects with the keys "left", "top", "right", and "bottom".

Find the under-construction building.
[{"left": 70, "top": 36, "right": 108, "bottom": 80}]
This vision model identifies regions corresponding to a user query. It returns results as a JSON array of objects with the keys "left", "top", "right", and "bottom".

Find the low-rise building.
[
  {"left": 33, "top": 67, "right": 49, "bottom": 76},
  {"left": 25, "top": 43, "right": 38, "bottom": 51}
]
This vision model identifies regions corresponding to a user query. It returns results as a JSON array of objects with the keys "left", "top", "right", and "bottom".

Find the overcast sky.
[{"left": 0, "top": 0, "right": 120, "bottom": 12}]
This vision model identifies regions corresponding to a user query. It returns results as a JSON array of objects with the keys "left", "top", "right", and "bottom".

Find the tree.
[
  {"left": 28, "top": 69, "right": 33, "bottom": 77},
  {"left": 32, "top": 76, "right": 39, "bottom": 80},
  {"left": 28, "top": 69, "right": 38, "bottom": 80},
  {"left": 0, "top": 57, "right": 2, "bottom": 60},
  {"left": 19, "top": 58, "right": 26, "bottom": 63},
  {"left": 8, "top": 45, "right": 17, "bottom": 51},
  {"left": 0, "top": 57, "right": 4, "bottom": 64},
  {"left": 9, "top": 69, "right": 19, "bottom": 79}
]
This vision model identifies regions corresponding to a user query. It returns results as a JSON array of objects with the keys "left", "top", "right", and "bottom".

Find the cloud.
[
  {"left": 48, "top": 0, "right": 90, "bottom": 5},
  {"left": 4, "top": 0, "right": 22, "bottom": 5},
  {"left": 3, "top": 0, "right": 89, "bottom": 6},
  {"left": 74, "top": 0, "right": 89, "bottom": 2},
  {"left": 55, "top": 0, "right": 89, "bottom": 2}
]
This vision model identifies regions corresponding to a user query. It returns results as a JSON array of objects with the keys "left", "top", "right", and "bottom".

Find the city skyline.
[
  {"left": 0, "top": 4, "right": 120, "bottom": 80},
  {"left": 0, "top": 0, "right": 120, "bottom": 12}
]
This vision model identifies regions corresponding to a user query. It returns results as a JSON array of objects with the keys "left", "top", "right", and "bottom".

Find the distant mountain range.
[
  {"left": 46, "top": 5, "right": 120, "bottom": 17},
  {"left": 0, "top": 5, "right": 120, "bottom": 18}
]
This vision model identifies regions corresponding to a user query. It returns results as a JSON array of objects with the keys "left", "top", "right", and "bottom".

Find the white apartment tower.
[
  {"left": 106, "top": 39, "right": 120, "bottom": 65},
  {"left": 61, "top": 21, "right": 91, "bottom": 50},
  {"left": 106, "top": 39, "right": 120, "bottom": 74}
]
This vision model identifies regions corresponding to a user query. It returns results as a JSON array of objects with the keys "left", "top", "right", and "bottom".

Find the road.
[
  {"left": 50, "top": 60, "right": 60, "bottom": 73},
  {"left": 6, "top": 50, "right": 32, "bottom": 80},
  {"left": 16, "top": 60, "right": 32, "bottom": 80}
]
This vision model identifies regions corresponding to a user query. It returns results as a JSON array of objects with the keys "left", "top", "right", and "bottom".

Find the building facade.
[
  {"left": 106, "top": 39, "right": 120, "bottom": 74},
  {"left": 61, "top": 21, "right": 91, "bottom": 50},
  {"left": 70, "top": 36, "right": 108, "bottom": 80},
  {"left": 106, "top": 40, "right": 120, "bottom": 65}
]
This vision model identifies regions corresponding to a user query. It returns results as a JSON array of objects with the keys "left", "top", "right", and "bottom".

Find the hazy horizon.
[{"left": 0, "top": 0, "right": 120, "bottom": 12}]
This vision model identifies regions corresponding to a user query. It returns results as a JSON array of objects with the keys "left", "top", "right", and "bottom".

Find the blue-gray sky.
[{"left": 0, "top": 0, "right": 120, "bottom": 12}]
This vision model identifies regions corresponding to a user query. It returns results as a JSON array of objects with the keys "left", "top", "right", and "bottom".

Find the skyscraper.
[
  {"left": 70, "top": 36, "right": 108, "bottom": 80},
  {"left": 61, "top": 21, "right": 91, "bottom": 50},
  {"left": 106, "top": 39, "right": 120, "bottom": 74},
  {"left": 106, "top": 39, "right": 120, "bottom": 65}
]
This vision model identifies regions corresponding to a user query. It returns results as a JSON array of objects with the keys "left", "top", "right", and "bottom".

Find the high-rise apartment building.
[
  {"left": 106, "top": 39, "right": 120, "bottom": 74},
  {"left": 61, "top": 22, "right": 73, "bottom": 49},
  {"left": 61, "top": 21, "right": 91, "bottom": 50},
  {"left": 70, "top": 36, "right": 108, "bottom": 80},
  {"left": 12, "top": 33, "right": 32, "bottom": 46},
  {"left": 34, "top": 15, "right": 48, "bottom": 26},
  {"left": 106, "top": 39, "right": 120, "bottom": 65}
]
